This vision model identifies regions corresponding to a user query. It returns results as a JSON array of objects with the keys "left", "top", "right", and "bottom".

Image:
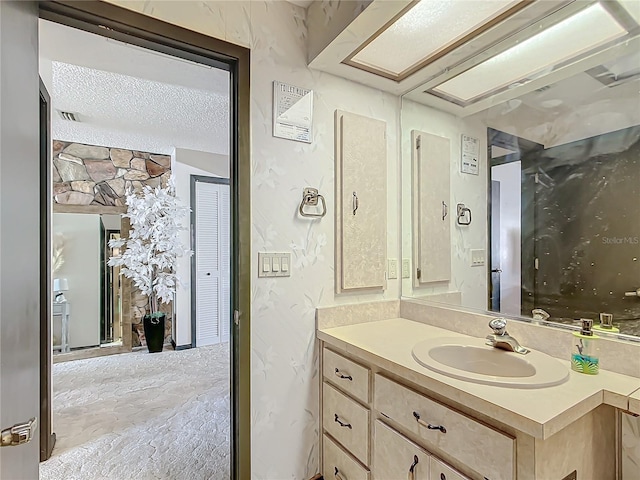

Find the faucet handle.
[{"left": 489, "top": 318, "right": 507, "bottom": 335}]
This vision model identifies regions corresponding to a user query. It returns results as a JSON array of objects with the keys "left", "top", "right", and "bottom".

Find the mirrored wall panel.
[
  {"left": 401, "top": 13, "right": 640, "bottom": 340},
  {"left": 53, "top": 212, "right": 124, "bottom": 354}
]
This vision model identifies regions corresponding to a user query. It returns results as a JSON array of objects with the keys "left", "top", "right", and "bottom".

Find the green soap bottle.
[
  {"left": 571, "top": 319, "right": 599, "bottom": 375},
  {"left": 593, "top": 313, "right": 620, "bottom": 334}
]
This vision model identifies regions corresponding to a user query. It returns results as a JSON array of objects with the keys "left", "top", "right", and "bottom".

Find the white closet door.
[
  {"left": 194, "top": 181, "right": 230, "bottom": 347},
  {"left": 219, "top": 187, "right": 231, "bottom": 343}
]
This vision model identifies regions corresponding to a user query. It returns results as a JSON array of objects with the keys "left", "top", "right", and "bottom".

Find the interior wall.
[
  {"left": 53, "top": 213, "right": 101, "bottom": 349},
  {"left": 401, "top": 99, "right": 488, "bottom": 310},
  {"left": 491, "top": 161, "right": 522, "bottom": 316},
  {"left": 172, "top": 148, "right": 229, "bottom": 347},
  {"left": 103, "top": 2, "right": 401, "bottom": 477}
]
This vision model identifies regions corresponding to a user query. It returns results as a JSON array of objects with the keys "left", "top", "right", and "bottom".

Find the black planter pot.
[{"left": 143, "top": 313, "right": 166, "bottom": 353}]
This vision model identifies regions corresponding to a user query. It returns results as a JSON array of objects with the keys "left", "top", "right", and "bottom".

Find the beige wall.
[{"left": 172, "top": 148, "right": 229, "bottom": 347}]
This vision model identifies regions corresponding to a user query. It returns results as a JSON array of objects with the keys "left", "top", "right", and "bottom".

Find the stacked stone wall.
[{"left": 53, "top": 140, "right": 171, "bottom": 206}]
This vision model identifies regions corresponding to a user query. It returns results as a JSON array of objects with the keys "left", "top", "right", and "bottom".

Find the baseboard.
[{"left": 171, "top": 339, "right": 192, "bottom": 351}]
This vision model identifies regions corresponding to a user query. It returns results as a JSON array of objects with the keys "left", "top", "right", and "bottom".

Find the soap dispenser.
[
  {"left": 593, "top": 313, "right": 620, "bottom": 334},
  {"left": 571, "top": 319, "right": 599, "bottom": 375}
]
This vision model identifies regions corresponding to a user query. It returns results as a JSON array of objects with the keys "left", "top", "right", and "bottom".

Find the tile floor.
[{"left": 40, "top": 343, "right": 230, "bottom": 479}]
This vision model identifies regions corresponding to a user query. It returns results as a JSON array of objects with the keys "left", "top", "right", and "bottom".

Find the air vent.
[
  {"left": 57, "top": 110, "right": 79, "bottom": 122},
  {"left": 535, "top": 85, "right": 552, "bottom": 93}
]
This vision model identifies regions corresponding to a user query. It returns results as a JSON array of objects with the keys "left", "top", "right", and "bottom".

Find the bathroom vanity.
[{"left": 317, "top": 306, "right": 640, "bottom": 480}]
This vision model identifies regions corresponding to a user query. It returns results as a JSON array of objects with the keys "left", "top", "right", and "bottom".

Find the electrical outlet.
[
  {"left": 388, "top": 259, "right": 398, "bottom": 279},
  {"left": 471, "top": 249, "right": 485, "bottom": 267},
  {"left": 402, "top": 259, "right": 410, "bottom": 278}
]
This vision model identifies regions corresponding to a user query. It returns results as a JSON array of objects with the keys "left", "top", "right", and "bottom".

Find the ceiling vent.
[{"left": 57, "top": 110, "right": 79, "bottom": 122}]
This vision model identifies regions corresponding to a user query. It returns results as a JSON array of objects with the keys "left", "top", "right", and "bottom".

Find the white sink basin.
[{"left": 412, "top": 337, "right": 569, "bottom": 388}]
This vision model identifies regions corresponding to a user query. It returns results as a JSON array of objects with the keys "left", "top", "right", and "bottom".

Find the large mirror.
[
  {"left": 401, "top": 1, "right": 640, "bottom": 340},
  {"left": 52, "top": 211, "right": 127, "bottom": 355}
]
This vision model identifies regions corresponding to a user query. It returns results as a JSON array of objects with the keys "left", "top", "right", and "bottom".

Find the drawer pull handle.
[
  {"left": 334, "top": 368, "right": 353, "bottom": 381},
  {"left": 334, "top": 414, "right": 352, "bottom": 429},
  {"left": 413, "top": 411, "right": 447, "bottom": 433},
  {"left": 334, "top": 467, "right": 346, "bottom": 480},
  {"left": 408, "top": 455, "right": 419, "bottom": 480}
]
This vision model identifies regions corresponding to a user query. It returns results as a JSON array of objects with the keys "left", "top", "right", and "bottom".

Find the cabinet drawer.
[
  {"left": 324, "top": 434, "right": 370, "bottom": 480},
  {"left": 373, "top": 420, "right": 430, "bottom": 480},
  {"left": 374, "top": 375, "right": 514, "bottom": 480},
  {"left": 323, "top": 382, "right": 370, "bottom": 465},
  {"left": 430, "top": 457, "right": 469, "bottom": 480},
  {"left": 324, "top": 348, "right": 370, "bottom": 403}
]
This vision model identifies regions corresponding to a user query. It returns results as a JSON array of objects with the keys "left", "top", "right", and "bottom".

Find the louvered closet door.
[{"left": 195, "top": 181, "right": 231, "bottom": 346}]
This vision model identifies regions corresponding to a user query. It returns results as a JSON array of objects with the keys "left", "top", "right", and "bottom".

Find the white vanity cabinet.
[
  {"left": 321, "top": 347, "right": 474, "bottom": 480},
  {"left": 320, "top": 342, "right": 619, "bottom": 480},
  {"left": 375, "top": 375, "right": 514, "bottom": 480}
]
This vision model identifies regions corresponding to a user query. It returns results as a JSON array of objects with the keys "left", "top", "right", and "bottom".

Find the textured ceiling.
[{"left": 40, "top": 20, "right": 229, "bottom": 155}]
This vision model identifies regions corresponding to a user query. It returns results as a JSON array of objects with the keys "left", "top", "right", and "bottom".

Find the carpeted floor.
[{"left": 40, "top": 343, "right": 230, "bottom": 480}]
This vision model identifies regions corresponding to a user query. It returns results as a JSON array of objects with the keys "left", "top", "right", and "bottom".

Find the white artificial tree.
[{"left": 108, "top": 177, "right": 191, "bottom": 318}]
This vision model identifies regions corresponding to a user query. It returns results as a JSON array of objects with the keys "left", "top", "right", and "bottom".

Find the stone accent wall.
[{"left": 53, "top": 141, "right": 171, "bottom": 206}]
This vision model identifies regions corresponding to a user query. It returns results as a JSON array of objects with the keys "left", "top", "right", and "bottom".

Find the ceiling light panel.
[
  {"left": 433, "top": 3, "right": 628, "bottom": 102},
  {"left": 349, "top": 0, "right": 522, "bottom": 78}
]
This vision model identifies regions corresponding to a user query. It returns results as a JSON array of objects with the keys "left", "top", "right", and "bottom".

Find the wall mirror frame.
[
  {"left": 52, "top": 203, "right": 132, "bottom": 361},
  {"left": 400, "top": 0, "right": 640, "bottom": 344}
]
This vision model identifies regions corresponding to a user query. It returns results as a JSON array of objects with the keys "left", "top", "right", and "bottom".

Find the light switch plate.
[
  {"left": 388, "top": 259, "right": 398, "bottom": 279},
  {"left": 402, "top": 259, "right": 410, "bottom": 278},
  {"left": 471, "top": 249, "right": 485, "bottom": 267},
  {"left": 258, "top": 252, "right": 291, "bottom": 277}
]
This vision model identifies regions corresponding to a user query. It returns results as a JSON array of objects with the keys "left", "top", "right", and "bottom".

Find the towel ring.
[{"left": 299, "top": 187, "right": 326, "bottom": 218}]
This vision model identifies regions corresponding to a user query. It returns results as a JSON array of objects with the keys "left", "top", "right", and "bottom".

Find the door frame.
[
  {"left": 39, "top": 77, "right": 55, "bottom": 462},
  {"left": 190, "top": 175, "right": 231, "bottom": 348},
  {"left": 37, "top": 2, "right": 251, "bottom": 477},
  {"left": 486, "top": 127, "right": 544, "bottom": 315}
]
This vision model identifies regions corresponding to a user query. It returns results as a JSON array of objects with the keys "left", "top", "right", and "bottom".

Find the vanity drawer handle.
[
  {"left": 334, "top": 413, "right": 352, "bottom": 429},
  {"left": 413, "top": 411, "right": 446, "bottom": 433},
  {"left": 408, "top": 455, "right": 419, "bottom": 480},
  {"left": 334, "top": 368, "right": 353, "bottom": 381},
  {"left": 334, "top": 467, "right": 346, "bottom": 480}
]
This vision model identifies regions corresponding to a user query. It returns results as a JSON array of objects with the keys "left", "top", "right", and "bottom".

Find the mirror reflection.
[
  {"left": 402, "top": 37, "right": 640, "bottom": 339},
  {"left": 52, "top": 213, "right": 124, "bottom": 354}
]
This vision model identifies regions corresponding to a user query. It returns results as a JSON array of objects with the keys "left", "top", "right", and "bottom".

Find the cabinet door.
[
  {"left": 412, "top": 130, "right": 451, "bottom": 285},
  {"left": 373, "top": 420, "right": 430, "bottom": 480},
  {"left": 335, "top": 110, "right": 387, "bottom": 293},
  {"left": 430, "top": 457, "right": 470, "bottom": 480},
  {"left": 323, "top": 382, "right": 370, "bottom": 465},
  {"left": 324, "top": 434, "right": 370, "bottom": 480}
]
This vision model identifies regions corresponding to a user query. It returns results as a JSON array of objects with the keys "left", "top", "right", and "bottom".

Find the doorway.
[
  {"left": 192, "top": 176, "right": 231, "bottom": 348},
  {"left": 31, "top": 2, "right": 249, "bottom": 478}
]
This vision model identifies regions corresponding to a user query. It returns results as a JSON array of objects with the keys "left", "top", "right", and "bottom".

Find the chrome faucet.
[
  {"left": 532, "top": 308, "right": 550, "bottom": 322},
  {"left": 486, "top": 318, "right": 530, "bottom": 355}
]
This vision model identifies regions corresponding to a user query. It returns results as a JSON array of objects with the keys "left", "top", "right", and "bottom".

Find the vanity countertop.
[
  {"left": 318, "top": 318, "right": 640, "bottom": 439},
  {"left": 629, "top": 388, "right": 640, "bottom": 415}
]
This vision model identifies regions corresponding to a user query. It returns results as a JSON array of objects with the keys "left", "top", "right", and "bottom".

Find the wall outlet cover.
[
  {"left": 471, "top": 249, "right": 485, "bottom": 267},
  {"left": 388, "top": 259, "right": 398, "bottom": 279},
  {"left": 402, "top": 259, "right": 410, "bottom": 278}
]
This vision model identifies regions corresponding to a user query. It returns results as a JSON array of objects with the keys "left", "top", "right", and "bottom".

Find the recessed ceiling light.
[
  {"left": 433, "top": 3, "right": 628, "bottom": 102},
  {"left": 344, "top": 0, "right": 529, "bottom": 81}
]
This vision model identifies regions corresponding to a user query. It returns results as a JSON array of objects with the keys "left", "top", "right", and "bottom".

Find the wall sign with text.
[
  {"left": 461, "top": 134, "right": 479, "bottom": 175},
  {"left": 273, "top": 81, "right": 313, "bottom": 143}
]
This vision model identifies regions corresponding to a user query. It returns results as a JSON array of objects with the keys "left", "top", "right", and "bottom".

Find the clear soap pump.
[{"left": 571, "top": 319, "right": 599, "bottom": 375}]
